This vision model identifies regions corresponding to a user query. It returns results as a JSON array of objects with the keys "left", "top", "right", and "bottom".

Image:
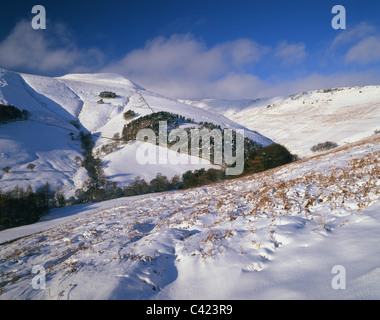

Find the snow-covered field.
[
  {"left": 1, "top": 135, "right": 379, "bottom": 300},
  {"left": 1, "top": 68, "right": 379, "bottom": 300},
  {"left": 187, "top": 86, "right": 380, "bottom": 158}
]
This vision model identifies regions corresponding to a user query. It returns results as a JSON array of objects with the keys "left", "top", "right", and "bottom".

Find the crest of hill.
[{"left": 187, "top": 85, "right": 380, "bottom": 157}]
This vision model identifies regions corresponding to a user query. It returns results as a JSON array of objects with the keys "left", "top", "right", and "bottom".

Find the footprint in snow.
[{"left": 242, "top": 262, "right": 264, "bottom": 272}]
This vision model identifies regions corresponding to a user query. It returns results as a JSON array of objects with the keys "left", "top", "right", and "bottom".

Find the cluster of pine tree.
[
  {"left": 182, "top": 143, "right": 296, "bottom": 189},
  {"left": 72, "top": 173, "right": 182, "bottom": 204},
  {"left": 124, "top": 173, "right": 182, "bottom": 196},
  {"left": 121, "top": 111, "right": 263, "bottom": 165},
  {"left": 0, "top": 104, "right": 30, "bottom": 124},
  {"left": 0, "top": 183, "right": 64, "bottom": 230},
  {"left": 123, "top": 109, "right": 136, "bottom": 121},
  {"left": 99, "top": 91, "right": 116, "bottom": 98},
  {"left": 182, "top": 168, "right": 225, "bottom": 189},
  {"left": 122, "top": 111, "right": 185, "bottom": 143},
  {"left": 244, "top": 143, "right": 296, "bottom": 173}
]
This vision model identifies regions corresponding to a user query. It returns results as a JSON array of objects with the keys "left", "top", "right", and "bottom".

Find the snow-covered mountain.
[
  {"left": 185, "top": 86, "right": 380, "bottom": 157},
  {"left": 0, "top": 69, "right": 272, "bottom": 197}
]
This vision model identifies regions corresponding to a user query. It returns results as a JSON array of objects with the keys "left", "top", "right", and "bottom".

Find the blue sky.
[{"left": 0, "top": 0, "right": 380, "bottom": 99}]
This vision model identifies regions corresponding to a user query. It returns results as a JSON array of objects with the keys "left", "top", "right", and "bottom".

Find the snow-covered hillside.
[
  {"left": 0, "top": 68, "right": 272, "bottom": 196},
  {"left": 0, "top": 69, "right": 88, "bottom": 197},
  {"left": 0, "top": 135, "right": 379, "bottom": 300},
  {"left": 186, "top": 86, "right": 380, "bottom": 158},
  {"left": 1, "top": 68, "right": 379, "bottom": 300}
]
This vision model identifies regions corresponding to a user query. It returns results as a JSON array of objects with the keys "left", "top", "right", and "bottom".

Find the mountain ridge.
[{"left": 185, "top": 85, "right": 380, "bottom": 157}]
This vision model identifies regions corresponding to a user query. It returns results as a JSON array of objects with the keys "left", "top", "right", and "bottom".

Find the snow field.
[{"left": 0, "top": 135, "right": 379, "bottom": 299}]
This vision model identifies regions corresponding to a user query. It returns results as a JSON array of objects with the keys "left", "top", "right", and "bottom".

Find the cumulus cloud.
[
  {"left": 110, "top": 34, "right": 224, "bottom": 82},
  {"left": 207, "top": 73, "right": 268, "bottom": 98},
  {"left": 1, "top": 19, "right": 379, "bottom": 100},
  {"left": 345, "top": 36, "right": 380, "bottom": 64},
  {"left": 330, "top": 22, "right": 376, "bottom": 48},
  {"left": 104, "top": 31, "right": 380, "bottom": 99},
  {"left": 214, "top": 38, "right": 269, "bottom": 68},
  {"left": 274, "top": 41, "right": 307, "bottom": 66},
  {"left": 0, "top": 20, "right": 104, "bottom": 74},
  {"left": 104, "top": 34, "right": 270, "bottom": 99},
  {"left": 328, "top": 22, "right": 380, "bottom": 65}
]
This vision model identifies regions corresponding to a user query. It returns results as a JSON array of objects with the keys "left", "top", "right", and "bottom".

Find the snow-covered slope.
[
  {"left": 0, "top": 69, "right": 272, "bottom": 196},
  {"left": 53, "top": 72, "right": 271, "bottom": 144},
  {"left": 0, "top": 135, "right": 379, "bottom": 300},
  {"left": 187, "top": 86, "right": 380, "bottom": 158},
  {"left": 0, "top": 69, "right": 88, "bottom": 197}
]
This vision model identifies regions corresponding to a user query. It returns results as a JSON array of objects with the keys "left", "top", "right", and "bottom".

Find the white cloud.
[
  {"left": 208, "top": 73, "right": 268, "bottom": 98},
  {"left": 0, "top": 20, "right": 104, "bottom": 73},
  {"left": 328, "top": 23, "right": 380, "bottom": 65},
  {"left": 2, "top": 20, "right": 378, "bottom": 101},
  {"left": 214, "top": 38, "right": 269, "bottom": 68},
  {"left": 113, "top": 34, "right": 224, "bottom": 81},
  {"left": 104, "top": 34, "right": 269, "bottom": 99},
  {"left": 330, "top": 22, "right": 376, "bottom": 48},
  {"left": 104, "top": 32, "right": 380, "bottom": 99},
  {"left": 274, "top": 41, "right": 307, "bottom": 66},
  {"left": 345, "top": 36, "right": 380, "bottom": 64}
]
